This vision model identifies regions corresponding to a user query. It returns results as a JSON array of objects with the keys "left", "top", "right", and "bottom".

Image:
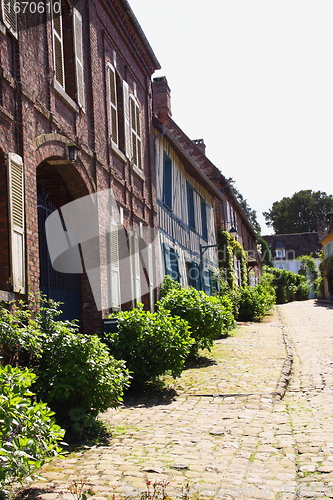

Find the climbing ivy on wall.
[{"left": 218, "top": 231, "right": 248, "bottom": 289}]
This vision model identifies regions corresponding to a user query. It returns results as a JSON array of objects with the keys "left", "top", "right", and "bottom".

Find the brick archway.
[{"left": 35, "top": 142, "right": 99, "bottom": 330}]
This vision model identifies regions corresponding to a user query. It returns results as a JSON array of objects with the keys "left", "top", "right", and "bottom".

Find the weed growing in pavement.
[
  {"left": 67, "top": 476, "right": 90, "bottom": 500},
  {"left": 141, "top": 477, "right": 170, "bottom": 500}
]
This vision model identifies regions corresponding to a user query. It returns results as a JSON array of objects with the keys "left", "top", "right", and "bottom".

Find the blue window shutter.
[
  {"left": 201, "top": 199, "right": 208, "bottom": 240},
  {"left": 187, "top": 183, "right": 195, "bottom": 230},
  {"left": 170, "top": 248, "right": 180, "bottom": 282},
  {"left": 163, "top": 243, "right": 180, "bottom": 282},
  {"left": 163, "top": 153, "right": 172, "bottom": 209},
  {"left": 203, "top": 268, "right": 211, "bottom": 295},
  {"left": 163, "top": 243, "right": 172, "bottom": 276}
]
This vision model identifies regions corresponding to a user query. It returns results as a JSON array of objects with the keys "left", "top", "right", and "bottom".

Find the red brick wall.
[{"left": 0, "top": 0, "right": 159, "bottom": 333}]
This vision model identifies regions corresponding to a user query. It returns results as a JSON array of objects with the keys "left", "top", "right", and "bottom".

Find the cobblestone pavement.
[{"left": 21, "top": 300, "right": 333, "bottom": 500}]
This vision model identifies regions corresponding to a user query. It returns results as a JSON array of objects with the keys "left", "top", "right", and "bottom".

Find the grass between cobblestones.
[{"left": 13, "top": 308, "right": 298, "bottom": 500}]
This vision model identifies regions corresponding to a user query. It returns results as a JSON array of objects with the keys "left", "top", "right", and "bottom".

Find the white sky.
[{"left": 129, "top": 0, "right": 333, "bottom": 234}]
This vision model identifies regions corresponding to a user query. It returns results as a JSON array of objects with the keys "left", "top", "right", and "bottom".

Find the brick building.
[{"left": 0, "top": 0, "right": 160, "bottom": 333}]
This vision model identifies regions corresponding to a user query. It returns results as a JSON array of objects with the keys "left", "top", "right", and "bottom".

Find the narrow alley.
[{"left": 22, "top": 300, "right": 333, "bottom": 500}]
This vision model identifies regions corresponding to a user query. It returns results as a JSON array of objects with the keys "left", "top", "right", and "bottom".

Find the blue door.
[{"left": 38, "top": 191, "right": 82, "bottom": 324}]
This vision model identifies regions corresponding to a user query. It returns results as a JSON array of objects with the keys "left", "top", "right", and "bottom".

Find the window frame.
[
  {"left": 107, "top": 63, "right": 119, "bottom": 146},
  {"left": 162, "top": 152, "right": 172, "bottom": 210},
  {"left": 187, "top": 182, "right": 196, "bottom": 231},
  {"left": 2, "top": 0, "right": 18, "bottom": 38},
  {"left": 129, "top": 94, "right": 142, "bottom": 170}
]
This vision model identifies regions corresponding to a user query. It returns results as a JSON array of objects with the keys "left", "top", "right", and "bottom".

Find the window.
[
  {"left": 7, "top": 153, "right": 25, "bottom": 293},
  {"left": 187, "top": 183, "right": 195, "bottom": 230},
  {"left": 52, "top": 1, "right": 85, "bottom": 109},
  {"left": 186, "top": 261, "right": 200, "bottom": 290},
  {"left": 108, "top": 64, "right": 118, "bottom": 145},
  {"left": 163, "top": 153, "right": 172, "bottom": 209},
  {"left": 130, "top": 95, "right": 142, "bottom": 169},
  {"left": 276, "top": 248, "right": 285, "bottom": 258},
  {"left": 2, "top": 0, "right": 17, "bottom": 37},
  {"left": 201, "top": 199, "right": 208, "bottom": 240},
  {"left": 163, "top": 243, "right": 181, "bottom": 282}
]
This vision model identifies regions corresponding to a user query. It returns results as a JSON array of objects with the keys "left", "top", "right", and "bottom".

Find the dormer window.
[{"left": 275, "top": 242, "right": 285, "bottom": 258}]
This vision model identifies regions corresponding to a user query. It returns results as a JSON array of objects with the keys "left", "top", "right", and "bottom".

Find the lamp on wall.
[
  {"left": 67, "top": 142, "right": 80, "bottom": 162},
  {"left": 229, "top": 227, "right": 238, "bottom": 239}
]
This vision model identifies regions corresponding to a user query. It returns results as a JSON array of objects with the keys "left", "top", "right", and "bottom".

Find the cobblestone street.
[{"left": 24, "top": 300, "right": 333, "bottom": 500}]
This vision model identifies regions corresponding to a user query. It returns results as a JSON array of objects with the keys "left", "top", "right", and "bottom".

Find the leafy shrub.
[
  {"left": 0, "top": 296, "right": 130, "bottom": 438},
  {"left": 0, "top": 300, "right": 43, "bottom": 367},
  {"left": 32, "top": 322, "right": 130, "bottom": 436},
  {"left": 265, "top": 267, "right": 310, "bottom": 304},
  {"left": 158, "top": 286, "right": 235, "bottom": 356},
  {"left": 0, "top": 365, "right": 65, "bottom": 498},
  {"left": 105, "top": 304, "right": 193, "bottom": 388},
  {"left": 236, "top": 277, "right": 276, "bottom": 322},
  {"left": 160, "top": 275, "right": 183, "bottom": 298}
]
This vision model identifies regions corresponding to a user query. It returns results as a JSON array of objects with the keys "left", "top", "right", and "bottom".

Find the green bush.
[
  {"left": 158, "top": 285, "right": 235, "bottom": 357},
  {"left": 236, "top": 280, "right": 276, "bottom": 321},
  {"left": 105, "top": 304, "right": 193, "bottom": 388},
  {"left": 32, "top": 323, "right": 130, "bottom": 436},
  {"left": 294, "top": 274, "right": 311, "bottom": 301},
  {"left": 265, "top": 267, "right": 310, "bottom": 304},
  {"left": 0, "top": 365, "right": 65, "bottom": 498},
  {"left": 0, "top": 300, "right": 43, "bottom": 367},
  {"left": 0, "top": 297, "right": 130, "bottom": 438},
  {"left": 160, "top": 275, "right": 183, "bottom": 297}
]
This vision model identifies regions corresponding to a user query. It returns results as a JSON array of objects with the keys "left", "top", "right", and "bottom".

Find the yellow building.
[{"left": 319, "top": 210, "right": 333, "bottom": 300}]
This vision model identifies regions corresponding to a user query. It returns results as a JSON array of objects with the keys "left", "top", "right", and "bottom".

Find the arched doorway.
[{"left": 37, "top": 162, "right": 82, "bottom": 323}]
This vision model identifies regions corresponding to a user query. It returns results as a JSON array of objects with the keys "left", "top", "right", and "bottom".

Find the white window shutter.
[
  {"left": 129, "top": 231, "right": 141, "bottom": 304},
  {"left": 147, "top": 243, "right": 154, "bottom": 311},
  {"left": 2, "top": 0, "right": 17, "bottom": 37},
  {"left": 73, "top": 8, "right": 85, "bottom": 110},
  {"left": 123, "top": 81, "right": 131, "bottom": 158},
  {"left": 108, "top": 64, "right": 118, "bottom": 145},
  {"left": 134, "top": 234, "right": 141, "bottom": 302},
  {"left": 109, "top": 223, "right": 121, "bottom": 310},
  {"left": 52, "top": 2, "right": 64, "bottom": 88},
  {"left": 7, "top": 153, "right": 25, "bottom": 294}
]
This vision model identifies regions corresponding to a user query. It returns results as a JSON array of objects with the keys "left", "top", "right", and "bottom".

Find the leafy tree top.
[
  {"left": 227, "top": 177, "right": 261, "bottom": 234},
  {"left": 263, "top": 190, "right": 333, "bottom": 235}
]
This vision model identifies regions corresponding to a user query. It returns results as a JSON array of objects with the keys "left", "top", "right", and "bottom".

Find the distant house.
[
  {"left": 263, "top": 232, "right": 321, "bottom": 298},
  {"left": 319, "top": 211, "right": 333, "bottom": 300}
]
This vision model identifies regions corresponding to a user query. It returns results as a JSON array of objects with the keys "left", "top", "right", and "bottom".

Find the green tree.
[
  {"left": 228, "top": 178, "right": 261, "bottom": 234},
  {"left": 263, "top": 190, "right": 333, "bottom": 234}
]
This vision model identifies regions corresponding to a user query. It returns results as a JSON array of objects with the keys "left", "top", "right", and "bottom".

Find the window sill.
[
  {"left": 0, "top": 105, "right": 14, "bottom": 122},
  {"left": 132, "top": 164, "right": 145, "bottom": 181},
  {"left": 110, "top": 141, "right": 127, "bottom": 163},
  {"left": 54, "top": 80, "right": 79, "bottom": 113}
]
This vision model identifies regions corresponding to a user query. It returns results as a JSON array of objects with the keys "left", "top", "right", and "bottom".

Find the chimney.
[
  {"left": 193, "top": 139, "right": 206, "bottom": 155},
  {"left": 152, "top": 76, "right": 172, "bottom": 124}
]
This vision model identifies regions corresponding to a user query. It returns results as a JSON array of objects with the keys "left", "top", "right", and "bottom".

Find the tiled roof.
[{"left": 262, "top": 232, "right": 321, "bottom": 259}]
